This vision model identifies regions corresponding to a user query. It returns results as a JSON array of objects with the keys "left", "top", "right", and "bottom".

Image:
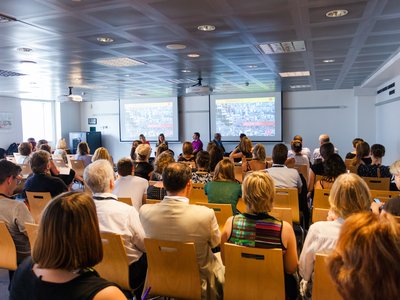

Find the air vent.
[
  {"left": 259, "top": 41, "right": 306, "bottom": 54},
  {"left": 0, "top": 69, "right": 26, "bottom": 77}
]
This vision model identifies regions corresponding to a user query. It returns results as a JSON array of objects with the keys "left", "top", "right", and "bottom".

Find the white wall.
[
  {"left": 60, "top": 101, "right": 81, "bottom": 142},
  {"left": 0, "top": 97, "right": 23, "bottom": 150}
]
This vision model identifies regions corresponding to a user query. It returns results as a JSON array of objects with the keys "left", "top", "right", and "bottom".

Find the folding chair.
[
  {"left": 70, "top": 159, "right": 86, "bottom": 178},
  {"left": 118, "top": 197, "right": 132, "bottom": 206},
  {"left": 0, "top": 221, "right": 17, "bottom": 270},
  {"left": 270, "top": 207, "right": 293, "bottom": 225},
  {"left": 370, "top": 190, "right": 400, "bottom": 202},
  {"left": 312, "top": 208, "right": 330, "bottom": 223},
  {"left": 196, "top": 202, "right": 233, "bottom": 231},
  {"left": 26, "top": 192, "right": 52, "bottom": 224},
  {"left": 362, "top": 177, "right": 390, "bottom": 191},
  {"left": 25, "top": 223, "right": 39, "bottom": 251},
  {"left": 312, "top": 253, "right": 342, "bottom": 300},
  {"left": 189, "top": 183, "right": 208, "bottom": 204}
]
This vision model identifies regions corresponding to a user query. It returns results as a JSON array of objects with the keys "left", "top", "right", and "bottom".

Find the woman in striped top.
[{"left": 221, "top": 171, "right": 298, "bottom": 299}]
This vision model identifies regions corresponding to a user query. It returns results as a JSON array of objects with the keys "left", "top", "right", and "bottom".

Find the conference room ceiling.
[{"left": 0, "top": 0, "right": 399, "bottom": 101}]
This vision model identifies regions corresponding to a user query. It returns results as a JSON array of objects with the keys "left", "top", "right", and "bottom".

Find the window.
[{"left": 21, "top": 101, "right": 54, "bottom": 143}]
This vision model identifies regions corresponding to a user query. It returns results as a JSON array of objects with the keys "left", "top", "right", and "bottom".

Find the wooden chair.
[
  {"left": 70, "top": 159, "right": 86, "bottom": 177},
  {"left": 294, "top": 164, "right": 309, "bottom": 184},
  {"left": 312, "top": 253, "right": 342, "bottom": 300},
  {"left": 234, "top": 165, "right": 243, "bottom": 183},
  {"left": 118, "top": 197, "right": 132, "bottom": 206},
  {"left": 362, "top": 177, "right": 390, "bottom": 191},
  {"left": 144, "top": 238, "right": 201, "bottom": 300},
  {"left": 146, "top": 199, "right": 161, "bottom": 204},
  {"left": 370, "top": 190, "right": 400, "bottom": 202},
  {"left": 26, "top": 192, "right": 52, "bottom": 224},
  {"left": 312, "top": 208, "right": 330, "bottom": 223},
  {"left": 189, "top": 183, "right": 208, "bottom": 204},
  {"left": 274, "top": 188, "right": 300, "bottom": 223},
  {"left": 95, "top": 232, "right": 131, "bottom": 291},
  {"left": 224, "top": 243, "right": 285, "bottom": 300},
  {"left": 270, "top": 207, "right": 293, "bottom": 225},
  {"left": 0, "top": 221, "right": 17, "bottom": 270},
  {"left": 18, "top": 163, "right": 32, "bottom": 179},
  {"left": 313, "top": 189, "right": 331, "bottom": 209},
  {"left": 196, "top": 202, "right": 233, "bottom": 231},
  {"left": 236, "top": 197, "right": 246, "bottom": 213},
  {"left": 344, "top": 159, "right": 353, "bottom": 171},
  {"left": 25, "top": 223, "right": 39, "bottom": 251}
]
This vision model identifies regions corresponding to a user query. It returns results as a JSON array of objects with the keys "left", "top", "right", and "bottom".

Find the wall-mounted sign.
[{"left": 88, "top": 118, "right": 97, "bottom": 125}]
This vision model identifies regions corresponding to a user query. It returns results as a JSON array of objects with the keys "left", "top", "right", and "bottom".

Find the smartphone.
[{"left": 374, "top": 198, "right": 381, "bottom": 204}]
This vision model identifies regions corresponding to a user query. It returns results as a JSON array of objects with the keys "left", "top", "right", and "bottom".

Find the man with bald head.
[{"left": 312, "top": 134, "right": 338, "bottom": 163}]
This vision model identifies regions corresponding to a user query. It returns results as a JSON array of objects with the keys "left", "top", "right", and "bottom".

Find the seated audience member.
[
  {"left": 92, "top": 147, "right": 113, "bottom": 165},
  {"left": 221, "top": 171, "right": 298, "bottom": 299},
  {"left": 205, "top": 159, "right": 242, "bottom": 213},
  {"left": 290, "top": 140, "right": 309, "bottom": 166},
  {"left": 75, "top": 142, "right": 92, "bottom": 167},
  {"left": 328, "top": 212, "right": 400, "bottom": 300},
  {"left": 345, "top": 137, "right": 364, "bottom": 159},
  {"left": 23, "top": 150, "right": 68, "bottom": 199},
  {"left": 36, "top": 139, "right": 48, "bottom": 150},
  {"left": 313, "top": 154, "right": 346, "bottom": 190},
  {"left": 371, "top": 196, "right": 400, "bottom": 216},
  {"left": 113, "top": 158, "right": 148, "bottom": 211},
  {"left": 358, "top": 143, "right": 391, "bottom": 178},
  {"left": 242, "top": 143, "right": 267, "bottom": 173},
  {"left": 351, "top": 141, "right": 372, "bottom": 168},
  {"left": 191, "top": 132, "right": 203, "bottom": 155},
  {"left": 27, "top": 138, "right": 36, "bottom": 152},
  {"left": 192, "top": 151, "right": 213, "bottom": 184},
  {"left": 390, "top": 160, "right": 400, "bottom": 191},
  {"left": 0, "top": 160, "right": 34, "bottom": 265},
  {"left": 130, "top": 140, "right": 141, "bottom": 161},
  {"left": 84, "top": 160, "right": 147, "bottom": 298},
  {"left": 53, "top": 138, "right": 69, "bottom": 163},
  {"left": 16, "top": 142, "right": 32, "bottom": 165},
  {"left": 229, "top": 136, "right": 253, "bottom": 160},
  {"left": 312, "top": 134, "right": 338, "bottom": 163},
  {"left": 212, "top": 133, "right": 225, "bottom": 154},
  {"left": 9, "top": 191, "right": 125, "bottom": 300},
  {"left": 155, "top": 143, "right": 168, "bottom": 157},
  {"left": 134, "top": 144, "right": 154, "bottom": 181},
  {"left": 207, "top": 142, "right": 224, "bottom": 172},
  {"left": 140, "top": 162, "right": 224, "bottom": 300},
  {"left": 308, "top": 142, "right": 335, "bottom": 192},
  {"left": 139, "top": 134, "right": 150, "bottom": 145},
  {"left": 178, "top": 141, "right": 196, "bottom": 163},
  {"left": 156, "top": 133, "right": 168, "bottom": 148},
  {"left": 147, "top": 152, "right": 175, "bottom": 199},
  {"left": 288, "top": 135, "right": 311, "bottom": 161},
  {"left": 299, "top": 173, "right": 371, "bottom": 297}
]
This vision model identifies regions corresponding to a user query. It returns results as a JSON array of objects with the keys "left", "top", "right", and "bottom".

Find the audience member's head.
[
  {"left": 84, "top": 159, "right": 115, "bottom": 194},
  {"left": 33, "top": 192, "right": 103, "bottom": 271},
  {"left": 139, "top": 134, "right": 147, "bottom": 144},
  {"left": 272, "top": 143, "right": 288, "bottom": 165},
  {"left": 162, "top": 162, "right": 192, "bottom": 194},
  {"left": 77, "top": 142, "right": 90, "bottom": 155},
  {"left": 291, "top": 140, "right": 302, "bottom": 154},
  {"left": 0, "top": 160, "right": 22, "bottom": 195},
  {"left": 239, "top": 133, "right": 246, "bottom": 140},
  {"left": 382, "top": 197, "right": 400, "bottom": 217},
  {"left": 214, "top": 133, "right": 222, "bottom": 141},
  {"left": 39, "top": 144, "right": 52, "bottom": 153},
  {"left": 182, "top": 141, "right": 194, "bottom": 156},
  {"left": 92, "top": 147, "right": 111, "bottom": 163},
  {"left": 370, "top": 143, "right": 385, "bottom": 159},
  {"left": 293, "top": 135, "right": 303, "bottom": 142},
  {"left": 196, "top": 151, "right": 210, "bottom": 170},
  {"left": 27, "top": 138, "right": 36, "bottom": 152},
  {"left": 252, "top": 144, "right": 266, "bottom": 161},
  {"left": 239, "top": 137, "right": 253, "bottom": 155},
  {"left": 328, "top": 173, "right": 371, "bottom": 219},
  {"left": 193, "top": 132, "right": 200, "bottom": 140},
  {"left": 156, "top": 143, "right": 168, "bottom": 157},
  {"left": 213, "top": 159, "right": 235, "bottom": 181},
  {"left": 135, "top": 144, "right": 151, "bottom": 161},
  {"left": 242, "top": 171, "right": 275, "bottom": 213},
  {"left": 352, "top": 141, "right": 370, "bottom": 166},
  {"left": 320, "top": 142, "right": 335, "bottom": 160},
  {"left": 207, "top": 142, "right": 223, "bottom": 172},
  {"left": 30, "top": 150, "right": 50, "bottom": 174},
  {"left": 18, "top": 142, "right": 32, "bottom": 156},
  {"left": 154, "top": 152, "right": 175, "bottom": 175},
  {"left": 323, "top": 153, "right": 346, "bottom": 180},
  {"left": 56, "top": 138, "right": 67, "bottom": 150},
  {"left": 319, "top": 134, "right": 330, "bottom": 145},
  {"left": 117, "top": 158, "right": 133, "bottom": 177},
  {"left": 390, "top": 160, "right": 400, "bottom": 190},
  {"left": 328, "top": 212, "right": 400, "bottom": 300},
  {"left": 158, "top": 133, "right": 166, "bottom": 144},
  {"left": 352, "top": 137, "right": 364, "bottom": 149},
  {"left": 36, "top": 139, "right": 48, "bottom": 149}
]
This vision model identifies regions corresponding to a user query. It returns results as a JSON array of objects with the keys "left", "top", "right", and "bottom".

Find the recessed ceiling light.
[
  {"left": 166, "top": 44, "right": 187, "bottom": 50},
  {"left": 96, "top": 36, "right": 114, "bottom": 44},
  {"left": 322, "top": 78, "right": 331, "bottom": 81},
  {"left": 17, "top": 47, "right": 33, "bottom": 53},
  {"left": 187, "top": 53, "right": 200, "bottom": 58},
  {"left": 197, "top": 24, "right": 216, "bottom": 32},
  {"left": 326, "top": 9, "right": 348, "bottom": 18},
  {"left": 181, "top": 69, "right": 191, "bottom": 73},
  {"left": 247, "top": 65, "right": 258, "bottom": 69},
  {"left": 290, "top": 85, "right": 311, "bottom": 89},
  {"left": 259, "top": 41, "right": 306, "bottom": 54},
  {"left": 95, "top": 57, "right": 146, "bottom": 67},
  {"left": 323, "top": 59, "right": 335, "bottom": 63},
  {"left": 279, "top": 71, "right": 310, "bottom": 77}
]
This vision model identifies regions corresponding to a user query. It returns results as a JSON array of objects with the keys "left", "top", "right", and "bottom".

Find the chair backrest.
[
  {"left": 312, "top": 208, "right": 330, "bottom": 223},
  {"left": 269, "top": 207, "right": 293, "bottom": 225},
  {"left": 274, "top": 188, "right": 300, "bottom": 223},
  {"left": 362, "top": 177, "right": 390, "bottom": 191},
  {"left": 0, "top": 221, "right": 18, "bottom": 270},
  {"left": 117, "top": 197, "right": 132, "bottom": 206},
  {"left": 26, "top": 192, "right": 52, "bottom": 224},
  {"left": 146, "top": 199, "right": 162, "bottom": 204},
  {"left": 236, "top": 198, "right": 246, "bottom": 214},
  {"left": 95, "top": 232, "right": 131, "bottom": 291},
  {"left": 344, "top": 159, "right": 353, "bottom": 170},
  {"left": 234, "top": 165, "right": 243, "bottom": 183},
  {"left": 189, "top": 184, "right": 208, "bottom": 204},
  {"left": 25, "top": 223, "right": 39, "bottom": 251},
  {"left": 312, "top": 253, "right": 342, "bottom": 300},
  {"left": 70, "top": 159, "right": 86, "bottom": 177},
  {"left": 196, "top": 202, "right": 233, "bottom": 231},
  {"left": 313, "top": 189, "right": 331, "bottom": 209},
  {"left": 144, "top": 238, "right": 201, "bottom": 300},
  {"left": 18, "top": 163, "right": 32, "bottom": 179},
  {"left": 224, "top": 243, "right": 285, "bottom": 300},
  {"left": 371, "top": 190, "right": 400, "bottom": 202},
  {"left": 294, "top": 164, "right": 309, "bottom": 184}
]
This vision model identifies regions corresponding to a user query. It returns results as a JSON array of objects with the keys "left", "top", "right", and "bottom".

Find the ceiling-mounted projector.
[
  {"left": 186, "top": 77, "right": 213, "bottom": 95},
  {"left": 58, "top": 86, "right": 83, "bottom": 102}
]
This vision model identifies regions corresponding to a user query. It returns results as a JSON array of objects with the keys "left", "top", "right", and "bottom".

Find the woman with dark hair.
[
  {"left": 345, "top": 137, "right": 364, "bottom": 159},
  {"left": 351, "top": 141, "right": 371, "bottom": 168},
  {"left": 130, "top": 140, "right": 141, "bottom": 161},
  {"left": 10, "top": 192, "right": 125, "bottom": 300},
  {"left": 290, "top": 140, "right": 309, "bottom": 166},
  {"left": 178, "top": 141, "right": 196, "bottom": 163},
  {"left": 147, "top": 152, "right": 175, "bottom": 199},
  {"left": 314, "top": 154, "right": 346, "bottom": 190},
  {"left": 192, "top": 151, "right": 213, "bottom": 184},
  {"left": 75, "top": 142, "right": 92, "bottom": 167},
  {"left": 358, "top": 143, "right": 391, "bottom": 178},
  {"left": 156, "top": 133, "right": 168, "bottom": 148},
  {"left": 207, "top": 142, "right": 223, "bottom": 172}
]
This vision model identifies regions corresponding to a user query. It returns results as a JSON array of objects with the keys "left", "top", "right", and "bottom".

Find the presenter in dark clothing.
[{"left": 213, "top": 133, "right": 226, "bottom": 154}]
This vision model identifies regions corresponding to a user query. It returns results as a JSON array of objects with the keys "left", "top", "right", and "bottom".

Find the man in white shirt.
[
  {"left": 113, "top": 158, "right": 148, "bottom": 212},
  {"left": 84, "top": 159, "right": 146, "bottom": 299},
  {"left": 287, "top": 135, "right": 311, "bottom": 161},
  {"left": 312, "top": 134, "right": 339, "bottom": 163},
  {"left": 139, "top": 162, "right": 224, "bottom": 300}
]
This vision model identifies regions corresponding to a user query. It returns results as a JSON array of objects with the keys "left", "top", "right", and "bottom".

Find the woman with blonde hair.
[
  {"left": 229, "top": 136, "right": 253, "bottom": 160},
  {"left": 328, "top": 212, "right": 400, "bottom": 300},
  {"left": 204, "top": 159, "right": 241, "bottom": 213},
  {"left": 242, "top": 143, "right": 267, "bottom": 173},
  {"left": 221, "top": 171, "right": 298, "bottom": 299},
  {"left": 134, "top": 143, "right": 153, "bottom": 181},
  {"left": 9, "top": 191, "right": 125, "bottom": 299},
  {"left": 299, "top": 173, "right": 371, "bottom": 297}
]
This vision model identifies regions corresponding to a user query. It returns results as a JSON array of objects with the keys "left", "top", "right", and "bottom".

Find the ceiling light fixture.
[
  {"left": 95, "top": 57, "right": 146, "bottom": 67},
  {"left": 279, "top": 71, "right": 310, "bottom": 77},
  {"left": 181, "top": 69, "right": 191, "bottom": 73},
  {"left": 187, "top": 53, "right": 200, "bottom": 58},
  {"left": 326, "top": 9, "right": 348, "bottom": 18},
  {"left": 247, "top": 65, "right": 258, "bottom": 68},
  {"left": 96, "top": 36, "right": 114, "bottom": 44},
  {"left": 259, "top": 40, "right": 306, "bottom": 54},
  {"left": 197, "top": 24, "right": 216, "bottom": 32},
  {"left": 166, "top": 44, "right": 186, "bottom": 50},
  {"left": 322, "top": 78, "right": 331, "bottom": 81},
  {"left": 323, "top": 59, "right": 335, "bottom": 63},
  {"left": 0, "top": 13, "right": 17, "bottom": 23}
]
